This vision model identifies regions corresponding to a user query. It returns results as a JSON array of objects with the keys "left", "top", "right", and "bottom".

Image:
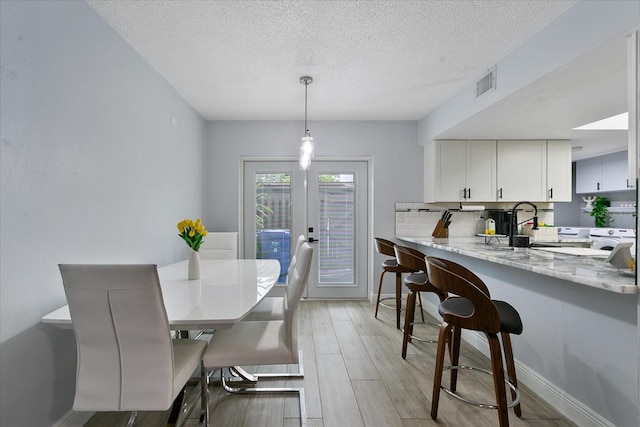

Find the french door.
[{"left": 242, "top": 160, "right": 369, "bottom": 299}]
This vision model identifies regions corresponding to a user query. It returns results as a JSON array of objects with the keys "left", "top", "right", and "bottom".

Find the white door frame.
[{"left": 239, "top": 156, "right": 373, "bottom": 299}]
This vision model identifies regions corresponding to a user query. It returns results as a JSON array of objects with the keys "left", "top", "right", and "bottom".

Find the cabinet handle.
[
  {"left": 468, "top": 188, "right": 471, "bottom": 199},
  {"left": 498, "top": 188, "right": 503, "bottom": 199},
  {"left": 548, "top": 188, "right": 553, "bottom": 199},
  {"left": 597, "top": 182, "right": 600, "bottom": 191}
]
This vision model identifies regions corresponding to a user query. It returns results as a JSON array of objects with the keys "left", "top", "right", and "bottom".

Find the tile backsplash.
[{"left": 395, "top": 202, "right": 555, "bottom": 237}]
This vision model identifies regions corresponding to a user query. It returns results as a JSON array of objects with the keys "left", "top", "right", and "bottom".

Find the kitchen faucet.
[{"left": 509, "top": 201, "right": 538, "bottom": 247}]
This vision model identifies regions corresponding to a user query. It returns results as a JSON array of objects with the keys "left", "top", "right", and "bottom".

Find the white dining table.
[{"left": 42, "top": 259, "right": 281, "bottom": 330}]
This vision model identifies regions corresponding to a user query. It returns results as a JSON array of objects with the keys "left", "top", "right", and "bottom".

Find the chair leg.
[
  {"left": 449, "top": 326, "right": 462, "bottom": 393},
  {"left": 502, "top": 332, "right": 522, "bottom": 417},
  {"left": 220, "top": 368, "right": 307, "bottom": 427},
  {"left": 488, "top": 333, "right": 509, "bottom": 427},
  {"left": 231, "top": 349, "right": 305, "bottom": 381},
  {"left": 416, "top": 291, "right": 425, "bottom": 323},
  {"left": 431, "top": 322, "right": 452, "bottom": 420},
  {"left": 374, "top": 270, "right": 386, "bottom": 318},
  {"left": 395, "top": 272, "right": 402, "bottom": 329},
  {"left": 200, "top": 362, "right": 209, "bottom": 427},
  {"left": 401, "top": 289, "right": 416, "bottom": 359},
  {"left": 126, "top": 411, "right": 137, "bottom": 427},
  {"left": 167, "top": 387, "right": 186, "bottom": 426}
]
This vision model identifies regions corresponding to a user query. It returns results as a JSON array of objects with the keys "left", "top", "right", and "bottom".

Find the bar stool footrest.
[
  {"left": 402, "top": 320, "right": 439, "bottom": 343},
  {"left": 441, "top": 365, "right": 520, "bottom": 410},
  {"left": 378, "top": 297, "right": 404, "bottom": 311}
]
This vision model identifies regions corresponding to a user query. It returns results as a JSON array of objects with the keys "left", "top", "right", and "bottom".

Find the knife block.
[{"left": 432, "top": 220, "right": 449, "bottom": 238}]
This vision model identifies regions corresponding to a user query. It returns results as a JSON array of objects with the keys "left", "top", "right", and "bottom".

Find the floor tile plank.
[
  {"left": 352, "top": 379, "right": 404, "bottom": 427},
  {"left": 316, "top": 353, "right": 364, "bottom": 427},
  {"left": 333, "top": 320, "right": 380, "bottom": 380},
  {"left": 310, "top": 301, "right": 342, "bottom": 354}
]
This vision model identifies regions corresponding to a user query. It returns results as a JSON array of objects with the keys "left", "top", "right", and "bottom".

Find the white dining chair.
[
  {"left": 199, "top": 231, "right": 238, "bottom": 259},
  {"left": 201, "top": 242, "right": 313, "bottom": 426},
  {"left": 243, "top": 234, "right": 307, "bottom": 322},
  {"left": 59, "top": 264, "right": 208, "bottom": 427}
]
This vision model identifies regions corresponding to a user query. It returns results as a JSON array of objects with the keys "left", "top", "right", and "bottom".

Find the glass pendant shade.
[
  {"left": 299, "top": 76, "right": 314, "bottom": 170},
  {"left": 300, "top": 132, "right": 314, "bottom": 170}
]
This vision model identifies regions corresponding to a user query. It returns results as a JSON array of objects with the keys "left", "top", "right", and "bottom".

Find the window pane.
[
  {"left": 318, "top": 173, "right": 355, "bottom": 284},
  {"left": 255, "top": 173, "right": 291, "bottom": 283}
]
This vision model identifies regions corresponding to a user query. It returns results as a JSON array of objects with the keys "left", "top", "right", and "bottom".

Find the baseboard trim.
[
  {"left": 420, "top": 300, "right": 615, "bottom": 427},
  {"left": 52, "top": 410, "right": 94, "bottom": 427}
]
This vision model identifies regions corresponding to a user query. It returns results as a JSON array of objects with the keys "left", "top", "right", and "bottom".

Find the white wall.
[{"left": 0, "top": 2, "right": 206, "bottom": 425}]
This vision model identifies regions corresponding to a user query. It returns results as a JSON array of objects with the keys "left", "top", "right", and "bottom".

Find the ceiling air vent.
[{"left": 476, "top": 66, "right": 497, "bottom": 98}]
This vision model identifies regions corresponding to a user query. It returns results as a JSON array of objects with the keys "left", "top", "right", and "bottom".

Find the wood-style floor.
[{"left": 85, "top": 300, "right": 576, "bottom": 427}]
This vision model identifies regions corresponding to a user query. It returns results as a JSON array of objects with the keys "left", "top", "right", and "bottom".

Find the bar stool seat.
[
  {"left": 394, "top": 246, "right": 447, "bottom": 359},
  {"left": 374, "top": 238, "right": 415, "bottom": 329},
  {"left": 440, "top": 298, "right": 523, "bottom": 336},
  {"left": 426, "top": 256, "right": 523, "bottom": 427}
]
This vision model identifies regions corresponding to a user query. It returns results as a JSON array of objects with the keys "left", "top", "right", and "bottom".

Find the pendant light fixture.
[{"left": 299, "top": 76, "right": 314, "bottom": 170}]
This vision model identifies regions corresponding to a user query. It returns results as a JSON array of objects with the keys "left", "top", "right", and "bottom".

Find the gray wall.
[
  {"left": 205, "top": 120, "right": 423, "bottom": 261},
  {"left": 0, "top": 2, "right": 206, "bottom": 425}
]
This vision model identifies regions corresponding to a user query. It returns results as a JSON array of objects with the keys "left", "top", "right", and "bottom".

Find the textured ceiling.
[{"left": 88, "top": 0, "right": 576, "bottom": 121}]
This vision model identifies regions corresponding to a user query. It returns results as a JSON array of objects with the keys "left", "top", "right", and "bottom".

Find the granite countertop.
[{"left": 397, "top": 236, "right": 637, "bottom": 295}]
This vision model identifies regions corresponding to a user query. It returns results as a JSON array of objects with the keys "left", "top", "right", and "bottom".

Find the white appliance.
[
  {"left": 557, "top": 227, "right": 591, "bottom": 238},
  {"left": 588, "top": 228, "right": 636, "bottom": 253}
]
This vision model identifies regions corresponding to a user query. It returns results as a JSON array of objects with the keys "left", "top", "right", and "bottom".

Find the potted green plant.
[{"left": 589, "top": 196, "right": 611, "bottom": 227}]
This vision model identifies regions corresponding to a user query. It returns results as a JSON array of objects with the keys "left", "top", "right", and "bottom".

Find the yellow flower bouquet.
[{"left": 177, "top": 218, "right": 208, "bottom": 251}]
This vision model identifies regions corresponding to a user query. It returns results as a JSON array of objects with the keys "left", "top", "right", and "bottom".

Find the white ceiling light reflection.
[{"left": 573, "top": 112, "right": 628, "bottom": 130}]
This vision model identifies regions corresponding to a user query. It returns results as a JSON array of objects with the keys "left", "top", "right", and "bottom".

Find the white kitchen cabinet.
[
  {"left": 575, "top": 151, "right": 634, "bottom": 194},
  {"left": 425, "top": 139, "right": 571, "bottom": 202},
  {"left": 575, "top": 156, "right": 601, "bottom": 194},
  {"left": 546, "top": 140, "right": 572, "bottom": 201},
  {"left": 424, "top": 140, "right": 496, "bottom": 202},
  {"left": 497, "top": 140, "right": 547, "bottom": 202},
  {"left": 601, "top": 151, "right": 631, "bottom": 191}
]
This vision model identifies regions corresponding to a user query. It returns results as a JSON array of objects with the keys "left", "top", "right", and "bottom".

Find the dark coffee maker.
[{"left": 487, "top": 210, "right": 513, "bottom": 236}]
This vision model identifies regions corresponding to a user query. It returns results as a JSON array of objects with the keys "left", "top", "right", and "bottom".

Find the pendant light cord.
[{"left": 304, "top": 80, "right": 308, "bottom": 134}]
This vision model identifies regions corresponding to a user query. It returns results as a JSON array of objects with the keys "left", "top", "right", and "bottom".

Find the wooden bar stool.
[
  {"left": 374, "top": 237, "right": 414, "bottom": 329},
  {"left": 426, "top": 256, "right": 523, "bottom": 427},
  {"left": 394, "top": 246, "right": 447, "bottom": 359}
]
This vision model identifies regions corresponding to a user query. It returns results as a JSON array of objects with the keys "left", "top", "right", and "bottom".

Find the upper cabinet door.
[
  {"left": 575, "top": 156, "right": 601, "bottom": 193},
  {"left": 497, "top": 140, "right": 547, "bottom": 202},
  {"left": 601, "top": 151, "right": 630, "bottom": 191},
  {"left": 575, "top": 151, "right": 633, "bottom": 194},
  {"left": 466, "top": 140, "right": 496, "bottom": 201},
  {"left": 546, "top": 141, "right": 572, "bottom": 201},
  {"left": 434, "top": 140, "right": 467, "bottom": 202}
]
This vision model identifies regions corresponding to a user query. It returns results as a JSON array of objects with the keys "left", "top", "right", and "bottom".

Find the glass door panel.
[
  {"left": 255, "top": 173, "right": 291, "bottom": 283},
  {"left": 307, "top": 161, "right": 368, "bottom": 298},
  {"left": 318, "top": 173, "right": 355, "bottom": 284}
]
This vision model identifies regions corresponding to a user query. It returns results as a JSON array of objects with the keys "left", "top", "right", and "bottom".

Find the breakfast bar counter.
[
  {"left": 395, "top": 235, "right": 638, "bottom": 427},
  {"left": 397, "top": 236, "right": 636, "bottom": 294}
]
